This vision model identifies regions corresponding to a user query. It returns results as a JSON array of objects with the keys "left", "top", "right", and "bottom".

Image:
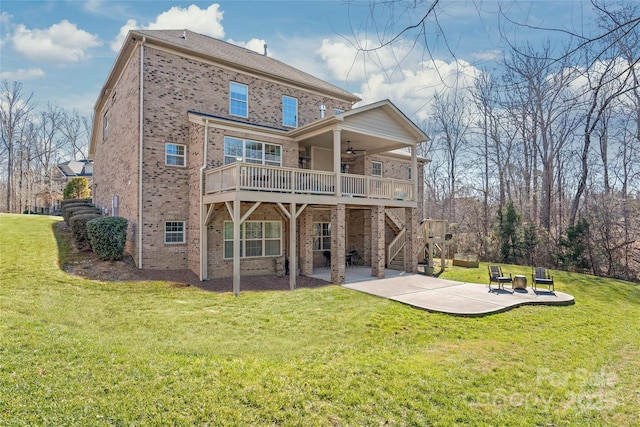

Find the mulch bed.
[{"left": 56, "top": 222, "right": 331, "bottom": 293}]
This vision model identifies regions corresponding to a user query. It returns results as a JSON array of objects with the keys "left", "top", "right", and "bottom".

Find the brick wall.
[
  {"left": 92, "top": 48, "right": 141, "bottom": 261},
  {"left": 206, "top": 202, "right": 287, "bottom": 278},
  {"left": 135, "top": 46, "right": 352, "bottom": 272}
]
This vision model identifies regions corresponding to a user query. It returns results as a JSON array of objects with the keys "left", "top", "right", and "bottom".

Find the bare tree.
[
  {"left": 0, "top": 80, "right": 35, "bottom": 213},
  {"left": 429, "top": 90, "right": 471, "bottom": 221},
  {"left": 60, "top": 109, "right": 90, "bottom": 160}
]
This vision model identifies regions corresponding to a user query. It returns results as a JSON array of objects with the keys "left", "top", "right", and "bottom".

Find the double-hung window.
[
  {"left": 371, "top": 161, "right": 383, "bottom": 177},
  {"left": 165, "top": 143, "right": 186, "bottom": 166},
  {"left": 312, "top": 222, "right": 331, "bottom": 251},
  {"left": 223, "top": 137, "right": 282, "bottom": 166},
  {"left": 230, "top": 82, "right": 248, "bottom": 117},
  {"left": 282, "top": 95, "right": 298, "bottom": 128},
  {"left": 165, "top": 221, "right": 185, "bottom": 244},
  {"left": 223, "top": 220, "right": 282, "bottom": 258}
]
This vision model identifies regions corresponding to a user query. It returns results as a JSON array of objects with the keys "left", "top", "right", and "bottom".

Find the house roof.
[
  {"left": 290, "top": 99, "right": 430, "bottom": 155},
  {"left": 90, "top": 29, "right": 361, "bottom": 157},
  {"left": 132, "top": 30, "right": 360, "bottom": 103},
  {"left": 57, "top": 160, "right": 93, "bottom": 177}
]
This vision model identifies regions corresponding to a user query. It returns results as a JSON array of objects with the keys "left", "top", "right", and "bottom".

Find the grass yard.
[{"left": 1, "top": 213, "right": 639, "bottom": 426}]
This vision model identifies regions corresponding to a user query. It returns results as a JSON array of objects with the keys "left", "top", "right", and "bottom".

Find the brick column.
[
  {"left": 363, "top": 211, "right": 371, "bottom": 267},
  {"left": 299, "top": 207, "right": 314, "bottom": 276},
  {"left": 330, "top": 204, "right": 346, "bottom": 284},
  {"left": 405, "top": 207, "right": 419, "bottom": 274},
  {"left": 371, "top": 205, "right": 385, "bottom": 278}
]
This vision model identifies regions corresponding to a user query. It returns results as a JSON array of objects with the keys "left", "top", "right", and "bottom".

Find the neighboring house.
[
  {"left": 56, "top": 159, "right": 94, "bottom": 184},
  {"left": 89, "top": 29, "right": 429, "bottom": 294},
  {"left": 44, "top": 159, "right": 94, "bottom": 213}
]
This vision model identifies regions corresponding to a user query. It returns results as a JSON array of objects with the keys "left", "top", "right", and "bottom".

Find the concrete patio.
[{"left": 312, "top": 268, "right": 575, "bottom": 316}]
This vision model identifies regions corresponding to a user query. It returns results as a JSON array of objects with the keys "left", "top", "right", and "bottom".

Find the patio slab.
[{"left": 343, "top": 274, "right": 575, "bottom": 316}]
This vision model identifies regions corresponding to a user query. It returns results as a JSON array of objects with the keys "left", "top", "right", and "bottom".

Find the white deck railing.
[{"left": 204, "top": 163, "right": 414, "bottom": 201}]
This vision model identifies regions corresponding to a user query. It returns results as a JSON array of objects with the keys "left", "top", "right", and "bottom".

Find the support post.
[
  {"left": 333, "top": 129, "right": 341, "bottom": 196},
  {"left": 330, "top": 204, "right": 346, "bottom": 284},
  {"left": 405, "top": 207, "right": 418, "bottom": 274},
  {"left": 371, "top": 205, "right": 385, "bottom": 278},
  {"left": 232, "top": 199, "right": 241, "bottom": 296},
  {"left": 299, "top": 208, "right": 314, "bottom": 276},
  {"left": 289, "top": 202, "right": 297, "bottom": 291}
]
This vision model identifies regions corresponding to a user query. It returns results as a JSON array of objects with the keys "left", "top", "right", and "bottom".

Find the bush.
[
  {"left": 70, "top": 213, "right": 103, "bottom": 251},
  {"left": 64, "top": 177, "right": 91, "bottom": 200},
  {"left": 87, "top": 217, "right": 128, "bottom": 261},
  {"left": 64, "top": 205, "right": 100, "bottom": 223},
  {"left": 62, "top": 200, "right": 94, "bottom": 222},
  {"left": 61, "top": 198, "right": 92, "bottom": 208}
]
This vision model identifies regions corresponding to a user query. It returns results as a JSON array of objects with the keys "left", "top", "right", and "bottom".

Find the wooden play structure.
[{"left": 418, "top": 219, "right": 449, "bottom": 275}]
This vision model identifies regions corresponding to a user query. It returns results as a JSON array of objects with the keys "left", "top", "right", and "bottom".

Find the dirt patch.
[{"left": 56, "top": 222, "right": 331, "bottom": 293}]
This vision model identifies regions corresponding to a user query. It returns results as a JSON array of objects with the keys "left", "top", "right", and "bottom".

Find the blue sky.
[{"left": 1, "top": 1, "right": 597, "bottom": 121}]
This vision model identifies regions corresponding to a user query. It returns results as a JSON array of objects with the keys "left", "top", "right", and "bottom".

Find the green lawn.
[{"left": 1, "top": 213, "right": 638, "bottom": 426}]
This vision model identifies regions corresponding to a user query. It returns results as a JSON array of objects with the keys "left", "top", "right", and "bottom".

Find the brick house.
[{"left": 89, "top": 29, "right": 429, "bottom": 294}]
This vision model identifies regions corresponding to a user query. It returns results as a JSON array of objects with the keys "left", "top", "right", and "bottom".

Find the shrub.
[
  {"left": 61, "top": 198, "right": 92, "bottom": 208},
  {"left": 70, "top": 213, "right": 103, "bottom": 251},
  {"left": 87, "top": 217, "right": 128, "bottom": 261},
  {"left": 64, "top": 177, "right": 91, "bottom": 199},
  {"left": 62, "top": 200, "right": 94, "bottom": 222},
  {"left": 64, "top": 205, "right": 100, "bottom": 224}
]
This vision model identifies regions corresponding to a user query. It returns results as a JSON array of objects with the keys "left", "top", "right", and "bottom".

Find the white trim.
[
  {"left": 223, "top": 220, "right": 283, "bottom": 259},
  {"left": 229, "top": 81, "right": 248, "bottom": 118},
  {"left": 138, "top": 39, "right": 145, "bottom": 269},
  {"left": 165, "top": 143, "right": 186, "bottom": 167},
  {"left": 371, "top": 160, "right": 383, "bottom": 177},
  {"left": 164, "top": 220, "right": 186, "bottom": 244}
]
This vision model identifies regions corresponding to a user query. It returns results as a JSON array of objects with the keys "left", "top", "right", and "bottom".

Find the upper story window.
[
  {"left": 165, "top": 221, "right": 185, "bottom": 244},
  {"left": 224, "top": 137, "right": 282, "bottom": 166},
  {"left": 165, "top": 143, "right": 186, "bottom": 167},
  {"left": 230, "top": 82, "right": 248, "bottom": 117},
  {"left": 282, "top": 96, "right": 298, "bottom": 128},
  {"left": 371, "top": 161, "right": 383, "bottom": 177},
  {"left": 103, "top": 112, "right": 109, "bottom": 140}
]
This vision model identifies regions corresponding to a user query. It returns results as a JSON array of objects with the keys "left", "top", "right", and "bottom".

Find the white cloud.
[
  {"left": 9, "top": 20, "right": 102, "bottom": 64},
  {"left": 354, "top": 59, "right": 481, "bottom": 121},
  {"left": 472, "top": 49, "right": 503, "bottom": 62},
  {"left": 316, "top": 37, "right": 418, "bottom": 83},
  {"left": 313, "top": 35, "right": 482, "bottom": 121},
  {"left": 110, "top": 18, "right": 138, "bottom": 53},
  {"left": 111, "top": 3, "right": 225, "bottom": 52},
  {"left": 0, "top": 68, "right": 45, "bottom": 81}
]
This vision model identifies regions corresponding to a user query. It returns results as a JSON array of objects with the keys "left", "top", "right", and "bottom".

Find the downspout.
[
  {"left": 199, "top": 120, "right": 210, "bottom": 280},
  {"left": 138, "top": 38, "right": 145, "bottom": 268}
]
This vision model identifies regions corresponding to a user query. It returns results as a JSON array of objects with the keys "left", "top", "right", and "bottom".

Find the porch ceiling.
[
  {"left": 292, "top": 99, "right": 428, "bottom": 156},
  {"left": 296, "top": 130, "right": 410, "bottom": 156}
]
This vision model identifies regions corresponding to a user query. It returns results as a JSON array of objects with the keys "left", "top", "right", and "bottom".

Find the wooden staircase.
[
  {"left": 387, "top": 247, "right": 405, "bottom": 271},
  {"left": 385, "top": 209, "right": 406, "bottom": 271}
]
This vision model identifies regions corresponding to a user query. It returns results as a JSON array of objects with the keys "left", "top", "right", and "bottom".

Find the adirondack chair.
[
  {"left": 532, "top": 267, "right": 554, "bottom": 291},
  {"left": 488, "top": 265, "right": 512, "bottom": 291}
]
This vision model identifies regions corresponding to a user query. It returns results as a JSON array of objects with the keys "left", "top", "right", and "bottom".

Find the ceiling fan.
[{"left": 344, "top": 142, "right": 365, "bottom": 155}]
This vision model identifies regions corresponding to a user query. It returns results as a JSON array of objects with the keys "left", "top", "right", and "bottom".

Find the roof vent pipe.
[
  {"left": 263, "top": 44, "right": 268, "bottom": 56},
  {"left": 182, "top": 30, "right": 187, "bottom": 39}
]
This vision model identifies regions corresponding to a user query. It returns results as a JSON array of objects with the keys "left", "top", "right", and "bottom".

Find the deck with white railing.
[{"left": 204, "top": 163, "right": 414, "bottom": 201}]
